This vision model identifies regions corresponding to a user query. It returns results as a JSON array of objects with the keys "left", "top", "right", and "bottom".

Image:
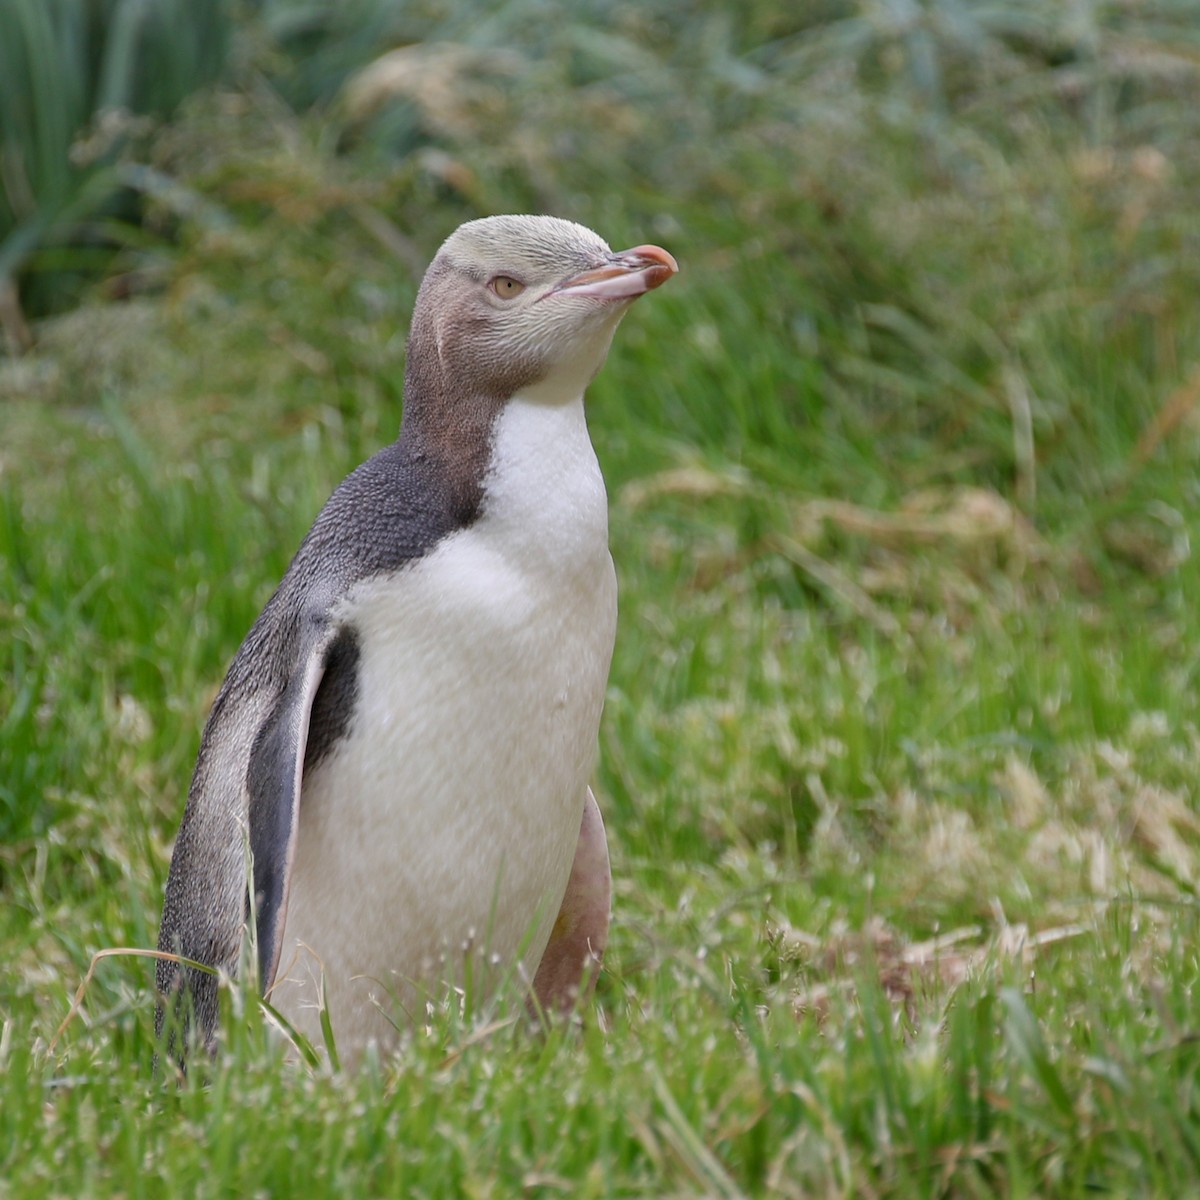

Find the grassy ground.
[{"left": 4, "top": 4, "right": 1200, "bottom": 1195}]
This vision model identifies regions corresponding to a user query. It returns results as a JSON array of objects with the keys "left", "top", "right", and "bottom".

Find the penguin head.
[{"left": 405, "top": 214, "right": 678, "bottom": 409}]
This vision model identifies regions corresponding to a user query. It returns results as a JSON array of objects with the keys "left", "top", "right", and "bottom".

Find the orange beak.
[{"left": 545, "top": 244, "right": 679, "bottom": 301}]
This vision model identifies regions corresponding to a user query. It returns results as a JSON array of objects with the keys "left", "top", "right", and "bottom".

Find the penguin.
[{"left": 155, "top": 214, "right": 678, "bottom": 1062}]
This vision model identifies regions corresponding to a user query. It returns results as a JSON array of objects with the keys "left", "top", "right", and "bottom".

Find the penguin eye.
[{"left": 488, "top": 275, "right": 526, "bottom": 299}]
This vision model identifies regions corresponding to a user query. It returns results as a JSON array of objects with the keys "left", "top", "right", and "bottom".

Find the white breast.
[{"left": 272, "top": 394, "right": 617, "bottom": 1053}]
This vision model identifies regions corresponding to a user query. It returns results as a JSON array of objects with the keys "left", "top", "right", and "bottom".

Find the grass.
[{"left": 3, "top": 2, "right": 1200, "bottom": 1194}]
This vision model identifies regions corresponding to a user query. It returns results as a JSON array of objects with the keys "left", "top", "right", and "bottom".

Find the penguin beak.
[{"left": 545, "top": 244, "right": 679, "bottom": 301}]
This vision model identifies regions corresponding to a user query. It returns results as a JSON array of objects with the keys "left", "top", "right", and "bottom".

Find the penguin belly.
[{"left": 271, "top": 396, "right": 617, "bottom": 1055}]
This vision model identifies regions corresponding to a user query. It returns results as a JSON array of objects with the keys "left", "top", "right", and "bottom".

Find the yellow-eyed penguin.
[{"left": 155, "top": 214, "right": 678, "bottom": 1062}]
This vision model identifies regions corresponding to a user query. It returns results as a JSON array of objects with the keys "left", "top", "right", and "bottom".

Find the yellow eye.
[{"left": 489, "top": 275, "right": 525, "bottom": 299}]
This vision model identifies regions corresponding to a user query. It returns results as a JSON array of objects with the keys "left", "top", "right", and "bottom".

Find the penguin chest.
[{"left": 273, "top": 397, "right": 617, "bottom": 1048}]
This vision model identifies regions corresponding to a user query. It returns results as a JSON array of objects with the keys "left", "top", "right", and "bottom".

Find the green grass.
[{"left": 4, "top": 2, "right": 1200, "bottom": 1195}]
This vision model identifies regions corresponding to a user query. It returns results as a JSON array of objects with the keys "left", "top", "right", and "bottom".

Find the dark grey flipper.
[
  {"left": 245, "top": 618, "right": 334, "bottom": 991},
  {"left": 249, "top": 619, "right": 362, "bottom": 987},
  {"left": 154, "top": 604, "right": 339, "bottom": 1061}
]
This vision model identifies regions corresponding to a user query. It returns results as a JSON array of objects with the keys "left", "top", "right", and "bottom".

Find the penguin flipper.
[
  {"left": 531, "top": 787, "right": 611, "bottom": 1014},
  {"left": 245, "top": 613, "right": 344, "bottom": 994}
]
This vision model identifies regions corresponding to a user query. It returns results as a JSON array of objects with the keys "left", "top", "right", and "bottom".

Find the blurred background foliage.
[
  {"left": 4, "top": 0, "right": 1199, "bottom": 493},
  {"left": 0, "top": 0, "right": 230, "bottom": 327},
  {"left": 3, "top": 0, "right": 1200, "bottom": 856}
]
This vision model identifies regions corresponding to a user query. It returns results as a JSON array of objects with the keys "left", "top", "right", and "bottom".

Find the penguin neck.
[
  {"left": 395, "top": 363, "right": 502, "bottom": 526},
  {"left": 475, "top": 389, "right": 610, "bottom": 575},
  {"left": 397, "top": 352, "right": 607, "bottom": 540}
]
